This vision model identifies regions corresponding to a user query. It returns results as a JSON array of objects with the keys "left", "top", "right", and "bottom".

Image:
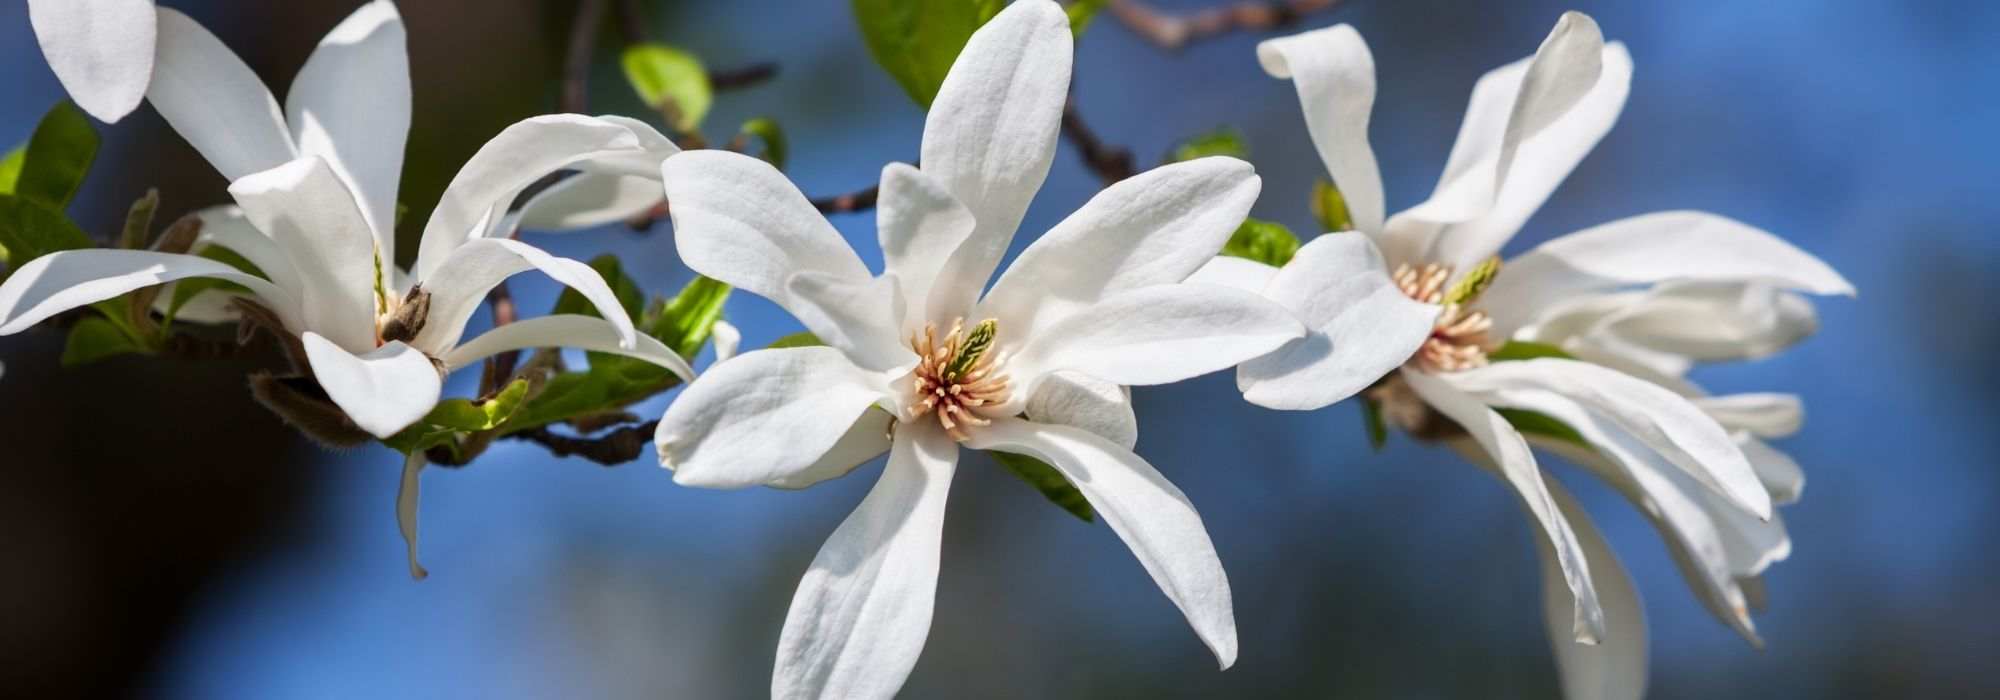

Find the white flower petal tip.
[
  {"left": 710, "top": 319, "right": 743, "bottom": 363},
  {"left": 1254, "top": 24, "right": 1385, "bottom": 234},
  {"left": 29, "top": 0, "right": 157, "bottom": 123},
  {"left": 1235, "top": 234, "right": 1438, "bottom": 411},
  {"left": 301, "top": 333, "right": 443, "bottom": 439}
]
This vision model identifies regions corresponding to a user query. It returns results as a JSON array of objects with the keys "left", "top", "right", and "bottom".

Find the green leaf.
[
  {"left": 0, "top": 146, "right": 24, "bottom": 196},
  {"left": 851, "top": 0, "right": 1000, "bottom": 107},
  {"left": 383, "top": 379, "right": 534, "bottom": 454},
  {"left": 551, "top": 255, "right": 645, "bottom": 321},
  {"left": 1311, "top": 179, "right": 1354, "bottom": 233},
  {"left": 990, "top": 450, "right": 1094, "bottom": 523},
  {"left": 0, "top": 194, "right": 94, "bottom": 280},
  {"left": 1167, "top": 127, "right": 1248, "bottom": 163},
  {"left": 736, "top": 117, "right": 789, "bottom": 170},
  {"left": 1067, "top": 0, "right": 1110, "bottom": 37},
  {"left": 61, "top": 315, "right": 153, "bottom": 366},
  {"left": 621, "top": 43, "right": 713, "bottom": 133},
  {"left": 1497, "top": 408, "right": 1589, "bottom": 448},
  {"left": 767, "top": 331, "right": 824, "bottom": 349},
  {"left": 1220, "top": 218, "right": 1301, "bottom": 267},
  {"left": 647, "top": 275, "right": 731, "bottom": 358},
  {"left": 1488, "top": 340, "right": 1574, "bottom": 362},
  {"left": 15, "top": 101, "right": 99, "bottom": 209},
  {"left": 1360, "top": 398, "right": 1388, "bottom": 451},
  {"left": 118, "top": 188, "right": 159, "bottom": 250}
]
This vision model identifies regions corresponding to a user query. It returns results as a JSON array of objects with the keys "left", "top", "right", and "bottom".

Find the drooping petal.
[
  {"left": 412, "top": 238, "right": 637, "bottom": 356},
  {"left": 512, "top": 115, "right": 680, "bottom": 232},
  {"left": 1257, "top": 24, "right": 1384, "bottom": 234},
  {"left": 965, "top": 416, "right": 1236, "bottom": 667},
  {"left": 1445, "top": 358, "right": 1772, "bottom": 520},
  {"left": 147, "top": 8, "right": 298, "bottom": 180},
  {"left": 1007, "top": 284, "right": 1303, "bottom": 392},
  {"left": 284, "top": 0, "right": 408, "bottom": 262},
  {"left": 1738, "top": 436, "right": 1805, "bottom": 506},
  {"left": 1484, "top": 211, "right": 1852, "bottom": 334},
  {"left": 0, "top": 248, "right": 298, "bottom": 334},
  {"left": 396, "top": 450, "right": 428, "bottom": 580},
  {"left": 770, "top": 409, "right": 894, "bottom": 490},
  {"left": 876, "top": 163, "right": 975, "bottom": 331},
  {"left": 1235, "top": 234, "right": 1438, "bottom": 410},
  {"left": 710, "top": 319, "right": 742, "bottom": 363},
  {"left": 1026, "top": 371, "right": 1137, "bottom": 449},
  {"left": 919, "top": 0, "right": 1073, "bottom": 318},
  {"left": 1386, "top": 17, "right": 1627, "bottom": 270},
  {"left": 773, "top": 420, "right": 957, "bottom": 700},
  {"left": 1405, "top": 370, "right": 1604, "bottom": 643},
  {"left": 656, "top": 347, "right": 893, "bottom": 489},
  {"left": 1692, "top": 393, "right": 1803, "bottom": 439},
  {"left": 785, "top": 271, "right": 916, "bottom": 374},
  {"left": 28, "top": 0, "right": 156, "bottom": 123},
  {"left": 661, "top": 150, "right": 870, "bottom": 309},
  {"left": 980, "top": 157, "right": 1262, "bottom": 338},
  {"left": 442, "top": 314, "right": 692, "bottom": 381},
  {"left": 227, "top": 156, "right": 380, "bottom": 352},
  {"left": 414, "top": 115, "right": 656, "bottom": 279},
  {"left": 1185, "top": 256, "right": 1279, "bottom": 294},
  {"left": 1537, "top": 478, "right": 1648, "bottom": 700},
  {"left": 300, "top": 332, "right": 441, "bottom": 439}
]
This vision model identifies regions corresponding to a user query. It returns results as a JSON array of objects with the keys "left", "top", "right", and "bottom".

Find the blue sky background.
[{"left": 2, "top": 0, "right": 1995, "bottom": 697}]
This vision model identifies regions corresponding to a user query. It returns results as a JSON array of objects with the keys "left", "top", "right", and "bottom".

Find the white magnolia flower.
[
  {"left": 1193, "top": 13, "right": 1852, "bottom": 698},
  {"left": 27, "top": 0, "right": 157, "bottom": 122},
  {"left": 653, "top": 2, "right": 1302, "bottom": 697},
  {"left": 0, "top": 1, "right": 692, "bottom": 438}
]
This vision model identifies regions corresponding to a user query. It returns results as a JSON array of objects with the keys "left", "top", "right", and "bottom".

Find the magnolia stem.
[{"left": 1107, "top": 0, "right": 1345, "bottom": 50}]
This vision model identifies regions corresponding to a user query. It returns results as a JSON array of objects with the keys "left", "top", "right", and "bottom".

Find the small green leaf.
[
  {"left": 119, "top": 188, "right": 159, "bottom": 250},
  {"left": 384, "top": 379, "right": 534, "bottom": 454},
  {"left": 736, "top": 117, "right": 789, "bottom": 170},
  {"left": 1360, "top": 398, "right": 1388, "bottom": 451},
  {"left": 1167, "top": 127, "right": 1248, "bottom": 164},
  {"left": 552, "top": 255, "right": 645, "bottom": 321},
  {"left": 767, "top": 331, "right": 824, "bottom": 349},
  {"left": 851, "top": 0, "right": 998, "bottom": 107},
  {"left": 1488, "top": 340, "right": 1574, "bottom": 362},
  {"left": 61, "top": 315, "right": 153, "bottom": 366},
  {"left": 990, "top": 450, "right": 1094, "bottom": 523},
  {"left": 1440, "top": 256, "right": 1501, "bottom": 306},
  {"left": 1067, "top": 0, "right": 1110, "bottom": 37},
  {"left": 15, "top": 101, "right": 99, "bottom": 209},
  {"left": 0, "top": 194, "right": 94, "bottom": 280},
  {"left": 1220, "top": 218, "right": 1301, "bottom": 267},
  {"left": 1311, "top": 179, "right": 1354, "bottom": 233},
  {"left": 648, "top": 275, "right": 731, "bottom": 358},
  {"left": 0, "top": 146, "right": 24, "bottom": 195},
  {"left": 622, "top": 44, "right": 713, "bottom": 133},
  {"left": 1497, "top": 408, "right": 1588, "bottom": 448}
]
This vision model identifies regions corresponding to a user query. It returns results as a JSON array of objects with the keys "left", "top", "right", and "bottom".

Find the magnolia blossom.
[
  {"left": 1193, "top": 13, "right": 1852, "bottom": 698},
  {"left": 27, "top": 0, "right": 157, "bottom": 122},
  {"left": 0, "top": 1, "right": 692, "bottom": 438},
  {"left": 653, "top": 2, "right": 1302, "bottom": 697}
]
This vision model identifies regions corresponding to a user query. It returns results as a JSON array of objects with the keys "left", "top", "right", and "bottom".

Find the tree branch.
[
  {"left": 1108, "top": 0, "right": 1345, "bottom": 51},
  {"left": 561, "top": 0, "right": 610, "bottom": 113},
  {"left": 711, "top": 62, "right": 780, "bottom": 91},
  {"left": 505, "top": 421, "right": 660, "bottom": 466},
  {"left": 811, "top": 185, "right": 880, "bottom": 214},
  {"left": 1061, "top": 99, "right": 1136, "bottom": 184}
]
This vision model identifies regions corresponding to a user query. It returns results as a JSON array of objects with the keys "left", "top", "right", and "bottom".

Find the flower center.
[
  {"left": 1393, "top": 258, "right": 1499, "bottom": 373},
  {"left": 907, "top": 318, "right": 1012, "bottom": 442},
  {"left": 375, "top": 285, "right": 430, "bottom": 346}
]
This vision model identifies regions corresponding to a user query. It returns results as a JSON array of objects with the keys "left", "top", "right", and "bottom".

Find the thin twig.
[
  {"left": 1061, "top": 99, "right": 1136, "bottom": 184},
  {"left": 811, "top": 185, "right": 881, "bottom": 214},
  {"left": 1108, "top": 0, "right": 1344, "bottom": 51},
  {"left": 505, "top": 420, "right": 660, "bottom": 466},
  {"left": 711, "top": 63, "right": 780, "bottom": 91},
  {"left": 562, "top": 0, "right": 610, "bottom": 113}
]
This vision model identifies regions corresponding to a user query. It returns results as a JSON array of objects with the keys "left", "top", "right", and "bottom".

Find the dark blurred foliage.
[{"left": 2, "top": 0, "right": 1997, "bottom": 698}]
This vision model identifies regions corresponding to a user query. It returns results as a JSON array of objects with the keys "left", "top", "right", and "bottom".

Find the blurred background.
[{"left": 2, "top": 0, "right": 1994, "bottom": 697}]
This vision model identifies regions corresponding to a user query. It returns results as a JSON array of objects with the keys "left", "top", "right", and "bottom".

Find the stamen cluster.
[
  {"left": 909, "top": 318, "right": 1011, "bottom": 441},
  {"left": 1393, "top": 261, "right": 1496, "bottom": 373}
]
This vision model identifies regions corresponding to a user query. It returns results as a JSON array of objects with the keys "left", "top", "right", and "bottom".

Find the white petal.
[
  {"left": 227, "top": 156, "right": 380, "bottom": 352},
  {"left": 770, "top": 409, "right": 894, "bottom": 491},
  {"left": 300, "top": 332, "right": 441, "bottom": 439},
  {"left": 918, "top": 0, "right": 1073, "bottom": 318},
  {"left": 1257, "top": 24, "right": 1384, "bottom": 233},
  {"left": 1738, "top": 435, "right": 1805, "bottom": 505},
  {"left": 1026, "top": 371, "right": 1136, "bottom": 450},
  {"left": 1538, "top": 479, "right": 1648, "bottom": 700},
  {"left": 661, "top": 150, "right": 869, "bottom": 308},
  {"left": 1448, "top": 358, "right": 1772, "bottom": 520},
  {"left": 192, "top": 205, "right": 304, "bottom": 299},
  {"left": 1184, "top": 256, "right": 1279, "bottom": 294},
  {"left": 442, "top": 314, "right": 692, "bottom": 381},
  {"left": 414, "top": 115, "right": 655, "bottom": 279},
  {"left": 1484, "top": 211, "right": 1853, "bottom": 333},
  {"left": 28, "top": 0, "right": 155, "bottom": 123},
  {"left": 710, "top": 319, "right": 742, "bottom": 363},
  {"left": 1008, "top": 284, "right": 1303, "bottom": 390},
  {"left": 0, "top": 248, "right": 298, "bottom": 335},
  {"left": 656, "top": 347, "right": 892, "bottom": 489},
  {"left": 147, "top": 8, "right": 298, "bottom": 180},
  {"left": 396, "top": 450, "right": 428, "bottom": 580},
  {"left": 1405, "top": 370, "right": 1604, "bottom": 643},
  {"left": 411, "top": 238, "right": 636, "bottom": 355},
  {"left": 1692, "top": 393, "right": 1802, "bottom": 439},
  {"left": 785, "top": 271, "right": 915, "bottom": 374},
  {"left": 980, "top": 157, "right": 1262, "bottom": 339},
  {"left": 965, "top": 416, "right": 1236, "bottom": 667},
  {"left": 773, "top": 421, "right": 956, "bottom": 700},
  {"left": 285, "top": 0, "right": 407, "bottom": 262},
  {"left": 515, "top": 173, "right": 661, "bottom": 231},
  {"left": 1387, "top": 19, "right": 1628, "bottom": 270},
  {"left": 1235, "top": 235, "right": 1438, "bottom": 410},
  {"left": 876, "top": 163, "right": 975, "bottom": 331},
  {"left": 1599, "top": 282, "right": 1821, "bottom": 363}
]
